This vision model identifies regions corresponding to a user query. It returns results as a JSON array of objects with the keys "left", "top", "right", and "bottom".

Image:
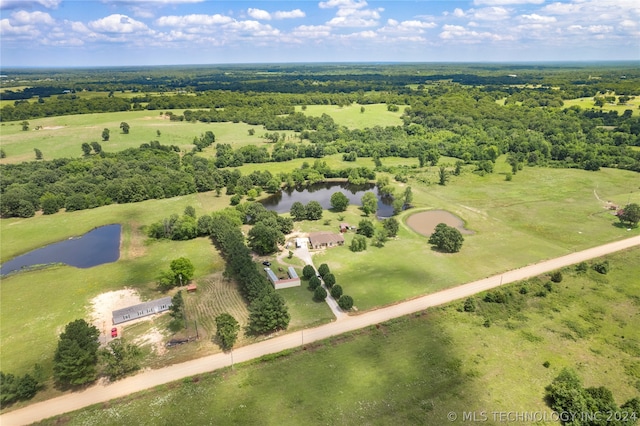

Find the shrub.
[
  {"left": 338, "top": 295, "right": 354, "bottom": 310},
  {"left": 543, "top": 361, "right": 551, "bottom": 368},
  {"left": 350, "top": 235, "right": 367, "bottom": 252},
  {"left": 576, "top": 262, "right": 588, "bottom": 273},
  {"left": 318, "top": 263, "right": 330, "bottom": 277},
  {"left": 308, "top": 275, "right": 321, "bottom": 290},
  {"left": 544, "top": 282, "right": 553, "bottom": 292},
  {"left": 592, "top": 260, "right": 610, "bottom": 275},
  {"left": 463, "top": 297, "right": 476, "bottom": 312},
  {"left": 323, "top": 273, "right": 336, "bottom": 288},
  {"left": 313, "top": 286, "right": 327, "bottom": 301},
  {"left": 550, "top": 271, "right": 563, "bottom": 283},
  {"left": 330, "top": 285, "right": 343, "bottom": 299},
  {"left": 302, "top": 264, "right": 316, "bottom": 280}
]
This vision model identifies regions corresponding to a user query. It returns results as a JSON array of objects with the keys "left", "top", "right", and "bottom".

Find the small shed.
[
  {"left": 339, "top": 223, "right": 349, "bottom": 233},
  {"left": 187, "top": 283, "right": 197, "bottom": 293},
  {"left": 264, "top": 267, "right": 301, "bottom": 290},
  {"left": 295, "top": 237, "right": 309, "bottom": 248},
  {"left": 112, "top": 296, "right": 172, "bottom": 325}
]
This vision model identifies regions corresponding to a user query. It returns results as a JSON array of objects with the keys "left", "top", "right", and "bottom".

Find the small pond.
[
  {"left": 406, "top": 210, "right": 474, "bottom": 236},
  {"left": 0, "top": 224, "right": 121, "bottom": 276},
  {"left": 260, "top": 182, "right": 395, "bottom": 217}
]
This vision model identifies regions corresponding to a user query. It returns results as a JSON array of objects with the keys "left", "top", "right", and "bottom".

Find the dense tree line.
[{"left": 208, "top": 211, "right": 290, "bottom": 334}]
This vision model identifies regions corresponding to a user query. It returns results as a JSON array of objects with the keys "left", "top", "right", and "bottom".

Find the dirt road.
[{"left": 3, "top": 235, "right": 638, "bottom": 426}]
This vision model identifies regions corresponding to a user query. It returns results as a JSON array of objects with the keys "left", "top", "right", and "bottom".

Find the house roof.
[
  {"left": 309, "top": 232, "right": 344, "bottom": 246},
  {"left": 288, "top": 266, "right": 298, "bottom": 279}
]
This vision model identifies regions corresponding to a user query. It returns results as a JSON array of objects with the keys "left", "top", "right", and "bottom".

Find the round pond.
[{"left": 406, "top": 210, "right": 473, "bottom": 236}]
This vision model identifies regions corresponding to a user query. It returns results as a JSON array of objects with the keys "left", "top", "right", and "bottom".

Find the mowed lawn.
[{"left": 34, "top": 248, "right": 640, "bottom": 426}]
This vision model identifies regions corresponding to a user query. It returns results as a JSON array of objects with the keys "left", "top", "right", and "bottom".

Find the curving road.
[{"left": 2, "top": 235, "right": 639, "bottom": 426}]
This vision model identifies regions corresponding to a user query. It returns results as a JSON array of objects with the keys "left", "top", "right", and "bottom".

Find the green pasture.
[
  {"left": 0, "top": 110, "right": 269, "bottom": 164},
  {"left": 35, "top": 248, "right": 640, "bottom": 425},
  {"left": 232, "top": 152, "right": 417, "bottom": 175},
  {"left": 294, "top": 103, "right": 405, "bottom": 129},
  {"left": 301, "top": 160, "right": 640, "bottom": 310},
  {"left": 562, "top": 97, "right": 640, "bottom": 116}
]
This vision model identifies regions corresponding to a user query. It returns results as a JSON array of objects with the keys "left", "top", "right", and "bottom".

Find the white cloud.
[
  {"left": 440, "top": 24, "right": 514, "bottom": 42},
  {"left": 290, "top": 24, "right": 331, "bottom": 38},
  {"left": 88, "top": 14, "right": 149, "bottom": 33},
  {"left": 519, "top": 14, "right": 556, "bottom": 23},
  {"left": 453, "top": 8, "right": 466, "bottom": 18},
  {"left": 11, "top": 10, "right": 54, "bottom": 25},
  {"left": 474, "top": 0, "right": 543, "bottom": 5},
  {"left": 156, "top": 14, "right": 233, "bottom": 27},
  {"left": 380, "top": 19, "right": 437, "bottom": 34},
  {"left": 273, "top": 9, "right": 305, "bottom": 20},
  {"left": 319, "top": 0, "right": 367, "bottom": 10},
  {"left": 247, "top": 8, "right": 305, "bottom": 20},
  {"left": 472, "top": 7, "right": 511, "bottom": 21},
  {"left": 247, "top": 8, "right": 271, "bottom": 21},
  {"left": 0, "top": 0, "right": 60, "bottom": 10},
  {"left": 0, "top": 18, "right": 32, "bottom": 35}
]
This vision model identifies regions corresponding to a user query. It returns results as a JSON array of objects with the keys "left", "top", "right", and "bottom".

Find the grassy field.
[
  {"left": 33, "top": 247, "right": 640, "bottom": 425},
  {"left": 294, "top": 159, "right": 640, "bottom": 310},
  {"left": 0, "top": 110, "right": 272, "bottom": 164},
  {"left": 294, "top": 103, "right": 405, "bottom": 129},
  {"left": 562, "top": 97, "right": 640, "bottom": 116}
]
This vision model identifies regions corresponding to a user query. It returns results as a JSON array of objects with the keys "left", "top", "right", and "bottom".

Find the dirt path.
[{"left": 2, "top": 235, "right": 639, "bottom": 426}]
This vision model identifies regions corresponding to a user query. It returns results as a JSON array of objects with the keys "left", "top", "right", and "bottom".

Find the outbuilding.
[{"left": 112, "top": 297, "right": 172, "bottom": 325}]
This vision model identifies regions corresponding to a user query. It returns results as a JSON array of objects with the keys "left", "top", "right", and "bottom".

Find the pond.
[
  {"left": 406, "top": 210, "right": 474, "bottom": 236},
  {"left": 0, "top": 224, "right": 121, "bottom": 276},
  {"left": 260, "top": 182, "right": 396, "bottom": 217}
]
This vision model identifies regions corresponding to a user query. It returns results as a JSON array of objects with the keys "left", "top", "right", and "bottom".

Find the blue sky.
[{"left": 1, "top": 0, "right": 638, "bottom": 67}]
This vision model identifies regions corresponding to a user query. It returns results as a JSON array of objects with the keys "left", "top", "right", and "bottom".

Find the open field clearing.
[
  {"left": 294, "top": 103, "right": 405, "bottom": 129},
  {"left": 562, "top": 97, "right": 640, "bottom": 116},
  {"left": 0, "top": 111, "right": 270, "bottom": 163},
  {"left": 29, "top": 247, "right": 640, "bottom": 426}
]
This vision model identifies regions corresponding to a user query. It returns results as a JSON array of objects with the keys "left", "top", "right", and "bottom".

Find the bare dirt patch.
[
  {"left": 406, "top": 210, "right": 474, "bottom": 237},
  {"left": 88, "top": 289, "right": 142, "bottom": 345},
  {"left": 40, "top": 126, "right": 65, "bottom": 130}
]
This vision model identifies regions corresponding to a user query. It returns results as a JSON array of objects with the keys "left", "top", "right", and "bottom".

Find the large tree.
[
  {"left": 119, "top": 122, "right": 130, "bottom": 134},
  {"left": 330, "top": 192, "right": 349, "bottom": 212},
  {"left": 361, "top": 192, "right": 378, "bottom": 216},
  {"left": 246, "top": 292, "right": 290, "bottom": 334},
  {"left": 382, "top": 217, "right": 399, "bottom": 237},
  {"left": 618, "top": 203, "right": 640, "bottom": 227},
  {"left": 248, "top": 222, "right": 284, "bottom": 255},
  {"left": 428, "top": 223, "right": 464, "bottom": 253},
  {"left": 170, "top": 257, "right": 195, "bottom": 284},
  {"left": 53, "top": 319, "right": 100, "bottom": 386},
  {"left": 99, "top": 339, "right": 142, "bottom": 381},
  {"left": 215, "top": 313, "right": 240, "bottom": 350},
  {"left": 290, "top": 201, "right": 307, "bottom": 221},
  {"left": 305, "top": 201, "right": 323, "bottom": 220}
]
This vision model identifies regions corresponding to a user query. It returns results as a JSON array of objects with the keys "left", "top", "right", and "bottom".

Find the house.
[
  {"left": 264, "top": 267, "right": 301, "bottom": 290},
  {"left": 112, "top": 296, "right": 172, "bottom": 325},
  {"left": 308, "top": 232, "right": 345, "bottom": 249}
]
